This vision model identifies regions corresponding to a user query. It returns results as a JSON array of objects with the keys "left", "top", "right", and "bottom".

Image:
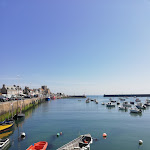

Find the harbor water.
[{"left": 3, "top": 96, "right": 150, "bottom": 150}]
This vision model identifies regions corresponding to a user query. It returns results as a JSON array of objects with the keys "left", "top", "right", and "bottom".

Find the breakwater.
[
  {"left": 0, "top": 97, "right": 45, "bottom": 121},
  {"left": 104, "top": 94, "right": 150, "bottom": 97},
  {"left": 68, "top": 95, "right": 86, "bottom": 98}
]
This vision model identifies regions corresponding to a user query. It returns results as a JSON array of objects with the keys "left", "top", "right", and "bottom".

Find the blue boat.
[{"left": 45, "top": 97, "right": 50, "bottom": 101}]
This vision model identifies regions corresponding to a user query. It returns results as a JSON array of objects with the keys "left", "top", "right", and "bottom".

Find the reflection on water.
[
  {"left": 129, "top": 113, "right": 142, "bottom": 117},
  {"left": 0, "top": 128, "right": 14, "bottom": 139},
  {"left": 106, "top": 107, "right": 115, "bottom": 109}
]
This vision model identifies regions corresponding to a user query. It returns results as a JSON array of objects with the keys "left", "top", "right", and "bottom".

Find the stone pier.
[{"left": 0, "top": 98, "right": 44, "bottom": 116}]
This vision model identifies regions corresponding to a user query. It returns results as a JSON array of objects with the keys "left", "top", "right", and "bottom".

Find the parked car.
[
  {"left": 0, "top": 96, "right": 6, "bottom": 102},
  {"left": 24, "top": 95, "right": 31, "bottom": 98}
]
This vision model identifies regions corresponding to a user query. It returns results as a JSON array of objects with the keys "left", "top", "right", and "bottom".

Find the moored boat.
[
  {"left": 101, "top": 102, "right": 105, "bottom": 105},
  {"left": 117, "top": 101, "right": 120, "bottom": 105},
  {"left": 135, "top": 98, "right": 141, "bottom": 102},
  {"left": 51, "top": 96, "right": 56, "bottom": 100},
  {"left": 86, "top": 99, "right": 90, "bottom": 103},
  {"left": 0, "top": 138, "right": 10, "bottom": 149},
  {"left": 111, "top": 100, "right": 116, "bottom": 103},
  {"left": 130, "top": 108, "right": 142, "bottom": 113},
  {"left": 0, "top": 121, "right": 14, "bottom": 133},
  {"left": 136, "top": 103, "right": 146, "bottom": 109},
  {"left": 118, "top": 106, "right": 127, "bottom": 110},
  {"left": 123, "top": 102, "right": 131, "bottom": 107},
  {"left": 106, "top": 102, "right": 115, "bottom": 107},
  {"left": 26, "top": 141, "right": 48, "bottom": 150},
  {"left": 119, "top": 98, "right": 125, "bottom": 101},
  {"left": 57, "top": 134, "right": 92, "bottom": 150},
  {"left": 130, "top": 102, "right": 134, "bottom": 105},
  {"left": 95, "top": 100, "right": 98, "bottom": 104},
  {"left": 45, "top": 97, "right": 50, "bottom": 101}
]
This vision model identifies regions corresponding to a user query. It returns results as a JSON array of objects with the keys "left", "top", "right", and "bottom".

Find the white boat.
[
  {"left": 0, "top": 138, "right": 10, "bottom": 149},
  {"left": 136, "top": 103, "right": 146, "bottom": 109},
  {"left": 101, "top": 102, "right": 105, "bottom": 105},
  {"left": 95, "top": 100, "right": 98, "bottom": 104},
  {"left": 130, "top": 108, "right": 142, "bottom": 113},
  {"left": 123, "top": 102, "right": 132, "bottom": 107},
  {"left": 118, "top": 106, "right": 127, "bottom": 110},
  {"left": 146, "top": 98, "right": 150, "bottom": 103},
  {"left": 57, "top": 134, "right": 93, "bottom": 150},
  {"left": 106, "top": 102, "right": 115, "bottom": 107},
  {"left": 144, "top": 101, "right": 150, "bottom": 106}
]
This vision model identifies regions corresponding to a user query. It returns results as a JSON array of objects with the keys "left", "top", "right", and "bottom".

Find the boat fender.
[
  {"left": 103, "top": 133, "right": 107, "bottom": 137},
  {"left": 139, "top": 140, "right": 143, "bottom": 145}
]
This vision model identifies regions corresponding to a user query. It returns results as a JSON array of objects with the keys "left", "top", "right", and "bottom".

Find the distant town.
[{"left": 0, "top": 84, "right": 66, "bottom": 102}]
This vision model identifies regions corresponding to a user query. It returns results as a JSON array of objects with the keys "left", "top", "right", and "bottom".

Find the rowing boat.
[
  {"left": 26, "top": 141, "right": 48, "bottom": 150},
  {"left": 0, "top": 121, "right": 14, "bottom": 133}
]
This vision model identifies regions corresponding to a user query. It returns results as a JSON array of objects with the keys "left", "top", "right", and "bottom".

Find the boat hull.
[
  {"left": 45, "top": 97, "right": 50, "bottom": 101},
  {"left": 0, "top": 122, "right": 14, "bottom": 133},
  {"left": 26, "top": 141, "right": 48, "bottom": 150}
]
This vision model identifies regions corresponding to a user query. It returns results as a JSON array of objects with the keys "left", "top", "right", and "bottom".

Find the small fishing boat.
[
  {"left": 86, "top": 99, "right": 90, "bottom": 103},
  {"left": 57, "top": 134, "right": 92, "bottom": 150},
  {"left": 123, "top": 102, "right": 131, "bottom": 107},
  {"left": 135, "top": 98, "right": 141, "bottom": 102},
  {"left": 130, "top": 102, "right": 134, "bottom": 105},
  {"left": 26, "top": 141, "right": 48, "bottom": 150},
  {"left": 111, "top": 100, "right": 116, "bottom": 103},
  {"left": 117, "top": 101, "right": 120, "bottom": 105},
  {"left": 101, "top": 102, "right": 105, "bottom": 105},
  {"left": 136, "top": 103, "right": 146, "bottom": 109},
  {"left": 0, "top": 138, "right": 10, "bottom": 149},
  {"left": 144, "top": 101, "right": 150, "bottom": 106},
  {"left": 45, "top": 97, "right": 50, "bottom": 101},
  {"left": 95, "top": 100, "right": 98, "bottom": 104},
  {"left": 146, "top": 98, "right": 150, "bottom": 103},
  {"left": 118, "top": 106, "right": 127, "bottom": 110},
  {"left": 0, "top": 121, "right": 14, "bottom": 133},
  {"left": 51, "top": 96, "right": 56, "bottom": 100},
  {"left": 119, "top": 98, "right": 125, "bottom": 101},
  {"left": 130, "top": 108, "right": 142, "bottom": 113},
  {"left": 106, "top": 102, "right": 115, "bottom": 107}
]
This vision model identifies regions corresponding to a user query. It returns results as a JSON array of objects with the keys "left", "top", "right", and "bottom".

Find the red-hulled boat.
[{"left": 26, "top": 141, "right": 48, "bottom": 150}]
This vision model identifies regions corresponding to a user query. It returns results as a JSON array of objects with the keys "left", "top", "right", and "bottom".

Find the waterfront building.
[{"left": 1, "top": 84, "right": 23, "bottom": 95}]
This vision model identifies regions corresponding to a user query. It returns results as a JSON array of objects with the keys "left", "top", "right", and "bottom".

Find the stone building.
[{"left": 41, "top": 85, "right": 50, "bottom": 95}]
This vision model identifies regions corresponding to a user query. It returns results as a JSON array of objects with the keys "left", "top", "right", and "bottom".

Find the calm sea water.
[{"left": 3, "top": 96, "right": 150, "bottom": 150}]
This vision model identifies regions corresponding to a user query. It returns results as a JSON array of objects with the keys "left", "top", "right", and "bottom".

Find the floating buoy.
[
  {"left": 57, "top": 133, "right": 60, "bottom": 137},
  {"left": 60, "top": 132, "right": 62, "bottom": 135},
  {"left": 139, "top": 140, "right": 143, "bottom": 145},
  {"left": 21, "top": 132, "right": 26, "bottom": 138},
  {"left": 103, "top": 133, "right": 107, "bottom": 137}
]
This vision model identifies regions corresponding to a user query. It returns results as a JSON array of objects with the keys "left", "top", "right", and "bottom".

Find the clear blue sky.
[{"left": 0, "top": 0, "right": 150, "bottom": 95}]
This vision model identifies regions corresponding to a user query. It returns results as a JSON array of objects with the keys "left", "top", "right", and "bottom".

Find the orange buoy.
[
  {"left": 60, "top": 132, "right": 62, "bottom": 135},
  {"left": 103, "top": 133, "right": 107, "bottom": 137}
]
